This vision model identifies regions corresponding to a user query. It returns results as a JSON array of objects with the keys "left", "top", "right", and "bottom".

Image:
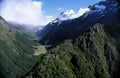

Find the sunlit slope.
[{"left": 0, "top": 17, "right": 46, "bottom": 78}]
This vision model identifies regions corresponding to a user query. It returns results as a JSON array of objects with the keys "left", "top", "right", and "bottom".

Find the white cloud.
[
  {"left": 32, "top": 1, "right": 41, "bottom": 7},
  {"left": 0, "top": 0, "right": 53, "bottom": 26}
]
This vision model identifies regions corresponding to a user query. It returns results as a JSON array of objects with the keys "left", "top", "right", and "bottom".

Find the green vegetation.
[
  {"left": 1, "top": 16, "right": 120, "bottom": 78},
  {"left": 16, "top": 27, "right": 37, "bottom": 40},
  {"left": 0, "top": 18, "right": 46, "bottom": 78},
  {"left": 25, "top": 23, "right": 120, "bottom": 78}
]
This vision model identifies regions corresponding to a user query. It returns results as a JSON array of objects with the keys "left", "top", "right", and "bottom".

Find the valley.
[{"left": 0, "top": 0, "right": 120, "bottom": 78}]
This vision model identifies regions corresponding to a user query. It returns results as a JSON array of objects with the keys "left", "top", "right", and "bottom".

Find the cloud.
[{"left": 0, "top": 0, "right": 53, "bottom": 26}]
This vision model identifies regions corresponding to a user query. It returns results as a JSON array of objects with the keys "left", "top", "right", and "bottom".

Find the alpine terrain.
[
  {"left": 0, "top": 0, "right": 120, "bottom": 78},
  {"left": 24, "top": 0, "right": 120, "bottom": 78},
  {"left": 0, "top": 16, "right": 46, "bottom": 78}
]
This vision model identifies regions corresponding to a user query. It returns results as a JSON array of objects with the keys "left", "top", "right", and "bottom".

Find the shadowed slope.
[{"left": 25, "top": 24, "right": 120, "bottom": 78}]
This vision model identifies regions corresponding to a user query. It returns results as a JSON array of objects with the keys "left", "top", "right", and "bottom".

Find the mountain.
[
  {"left": 0, "top": 16, "right": 46, "bottom": 78},
  {"left": 25, "top": 23, "right": 120, "bottom": 78},
  {"left": 22, "top": 0, "right": 120, "bottom": 78},
  {"left": 37, "top": 0, "right": 120, "bottom": 45},
  {"left": 9, "top": 22, "right": 44, "bottom": 40},
  {"left": 52, "top": 8, "right": 89, "bottom": 22},
  {"left": 0, "top": 0, "right": 120, "bottom": 78},
  {"left": 36, "top": 8, "right": 90, "bottom": 40}
]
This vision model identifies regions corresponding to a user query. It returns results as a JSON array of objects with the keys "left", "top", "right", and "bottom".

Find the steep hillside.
[
  {"left": 0, "top": 16, "right": 46, "bottom": 78},
  {"left": 24, "top": 23, "right": 120, "bottom": 78},
  {"left": 30, "top": 1, "right": 120, "bottom": 78},
  {"left": 9, "top": 22, "right": 43, "bottom": 40},
  {"left": 23, "top": 0, "right": 120, "bottom": 78}
]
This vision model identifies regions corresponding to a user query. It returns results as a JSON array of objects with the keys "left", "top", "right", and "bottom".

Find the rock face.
[{"left": 0, "top": 17, "right": 46, "bottom": 78}]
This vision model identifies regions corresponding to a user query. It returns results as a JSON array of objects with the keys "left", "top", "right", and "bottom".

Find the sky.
[
  {"left": 40, "top": 0, "right": 102, "bottom": 16},
  {"left": 0, "top": 0, "right": 103, "bottom": 26}
]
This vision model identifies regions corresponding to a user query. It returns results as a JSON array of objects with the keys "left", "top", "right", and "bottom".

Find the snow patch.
[
  {"left": 95, "top": 5, "right": 106, "bottom": 10},
  {"left": 54, "top": 8, "right": 90, "bottom": 22}
]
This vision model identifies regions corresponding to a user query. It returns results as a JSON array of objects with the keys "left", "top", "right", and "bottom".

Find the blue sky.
[
  {"left": 39, "top": 0, "right": 102, "bottom": 16},
  {"left": 0, "top": 0, "right": 103, "bottom": 25}
]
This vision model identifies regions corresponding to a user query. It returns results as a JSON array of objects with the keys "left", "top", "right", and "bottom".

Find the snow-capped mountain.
[
  {"left": 53, "top": 8, "right": 90, "bottom": 23},
  {"left": 51, "top": 0, "right": 119, "bottom": 24},
  {"left": 89, "top": 0, "right": 119, "bottom": 12},
  {"left": 37, "top": 0, "right": 120, "bottom": 45}
]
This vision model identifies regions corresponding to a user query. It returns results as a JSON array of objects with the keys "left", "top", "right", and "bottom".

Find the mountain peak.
[
  {"left": 52, "top": 8, "right": 90, "bottom": 23},
  {"left": 51, "top": 0, "right": 119, "bottom": 24},
  {"left": 39, "top": 0, "right": 120, "bottom": 45},
  {"left": 60, "top": 9, "right": 75, "bottom": 18}
]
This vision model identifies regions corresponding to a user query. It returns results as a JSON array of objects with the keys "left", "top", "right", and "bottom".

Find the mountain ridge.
[
  {"left": 25, "top": 23, "right": 120, "bottom": 78},
  {"left": 25, "top": 0, "right": 120, "bottom": 77},
  {"left": 0, "top": 0, "right": 120, "bottom": 78},
  {"left": 37, "top": 0, "right": 120, "bottom": 45}
]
